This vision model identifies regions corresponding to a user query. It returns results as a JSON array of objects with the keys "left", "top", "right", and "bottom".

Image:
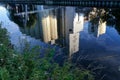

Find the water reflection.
[
  {"left": 20, "top": 9, "right": 58, "bottom": 43},
  {"left": 11, "top": 7, "right": 120, "bottom": 56},
  {"left": 88, "top": 18, "right": 107, "bottom": 37},
  {"left": 69, "top": 13, "right": 84, "bottom": 55},
  {"left": 1, "top": 5, "right": 120, "bottom": 80},
  {"left": 88, "top": 8, "right": 107, "bottom": 37},
  {"left": 0, "top": 6, "right": 51, "bottom": 52},
  {"left": 15, "top": 7, "right": 85, "bottom": 55},
  {"left": 111, "top": 8, "right": 120, "bottom": 35}
]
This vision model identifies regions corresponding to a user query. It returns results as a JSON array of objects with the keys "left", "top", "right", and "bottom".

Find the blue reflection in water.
[
  {"left": 1, "top": 5, "right": 120, "bottom": 80},
  {"left": 80, "top": 21, "right": 120, "bottom": 53},
  {"left": 0, "top": 6, "right": 55, "bottom": 52}
]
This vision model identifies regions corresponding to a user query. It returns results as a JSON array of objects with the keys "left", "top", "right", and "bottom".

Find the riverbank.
[{"left": 0, "top": 24, "right": 94, "bottom": 80}]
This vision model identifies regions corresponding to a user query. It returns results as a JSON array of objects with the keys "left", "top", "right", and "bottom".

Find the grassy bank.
[{"left": 0, "top": 24, "right": 94, "bottom": 80}]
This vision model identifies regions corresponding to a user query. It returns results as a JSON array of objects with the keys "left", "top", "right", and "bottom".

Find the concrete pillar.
[
  {"left": 41, "top": 10, "right": 51, "bottom": 43},
  {"left": 64, "top": 7, "right": 75, "bottom": 54},
  {"left": 56, "top": 8, "right": 66, "bottom": 47},
  {"left": 49, "top": 10, "right": 58, "bottom": 40}
]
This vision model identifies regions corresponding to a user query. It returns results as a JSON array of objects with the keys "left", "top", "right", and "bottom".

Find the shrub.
[{"left": 0, "top": 25, "right": 94, "bottom": 80}]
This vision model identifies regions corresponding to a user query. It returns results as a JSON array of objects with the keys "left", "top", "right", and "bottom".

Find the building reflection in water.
[
  {"left": 88, "top": 8, "right": 107, "bottom": 37},
  {"left": 19, "top": 6, "right": 85, "bottom": 56},
  {"left": 69, "top": 13, "right": 84, "bottom": 56},
  {"left": 88, "top": 19, "right": 107, "bottom": 37},
  {"left": 41, "top": 9, "right": 58, "bottom": 43},
  {"left": 20, "top": 8, "right": 58, "bottom": 43}
]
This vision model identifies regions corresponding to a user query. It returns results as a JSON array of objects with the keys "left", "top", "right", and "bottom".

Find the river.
[{"left": 0, "top": 5, "right": 120, "bottom": 80}]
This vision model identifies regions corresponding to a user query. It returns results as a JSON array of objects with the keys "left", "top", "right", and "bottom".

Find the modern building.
[
  {"left": 57, "top": 7, "right": 84, "bottom": 56},
  {"left": 69, "top": 13, "right": 84, "bottom": 56},
  {"left": 20, "top": 6, "right": 85, "bottom": 56}
]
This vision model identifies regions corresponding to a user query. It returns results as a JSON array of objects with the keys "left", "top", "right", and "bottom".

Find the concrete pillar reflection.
[{"left": 41, "top": 10, "right": 51, "bottom": 43}]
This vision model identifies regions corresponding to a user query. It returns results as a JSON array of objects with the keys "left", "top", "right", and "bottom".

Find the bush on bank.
[{"left": 0, "top": 25, "right": 94, "bottom": 80}]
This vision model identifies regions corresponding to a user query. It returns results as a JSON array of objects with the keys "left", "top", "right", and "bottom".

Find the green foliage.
[
  {"left": 0, "top": 25, "right": 94, "bottom": 80},
  {"left": 0, "top": 67, "right": 10, "bottom": 80},
  {"left": 0, "top": 25, "right": 10, "bottom": 46}
]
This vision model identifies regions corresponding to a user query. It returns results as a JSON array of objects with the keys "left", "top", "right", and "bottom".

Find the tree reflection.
[
  {"left": 9, "top": 4, "right": 37, "bottom": 27},
  {"left": 88, "top": 8, "right": 120, "bottom": 35},
  {"left": 10, "top": 12, "right": 37, "bottom": 27}
]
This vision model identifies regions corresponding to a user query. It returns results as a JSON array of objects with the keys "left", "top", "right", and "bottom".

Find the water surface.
[{"left": 0, "top": 5, "right": 120, "bottom": 80}]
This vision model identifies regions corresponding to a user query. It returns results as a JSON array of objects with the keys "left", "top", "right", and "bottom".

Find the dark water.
[{"left": 0, "top": 5, "right": 120, "bottom": 80}]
